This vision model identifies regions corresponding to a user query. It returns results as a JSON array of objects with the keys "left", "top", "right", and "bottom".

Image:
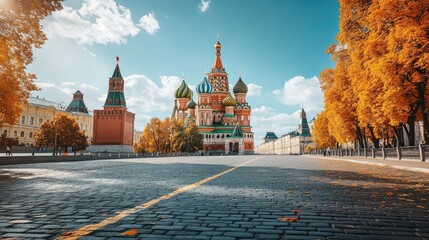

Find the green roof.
[
  {"left": 231, "top": 124, "right": 243, "bottom": 138},
  {"left": 104, "top": 92, "right": 127, "bottom": 107},
  {"left": 199, "top": 129, "right": 234, "bottom": 134},
  {"left": 112, "top": 63, "right": 122, "bottom": 78},
  {"left": 264, "top": 132, "right": 278, "bottom": 139},
  {"left": 66, "top": 100, "right": 88, "bottom": 114}
]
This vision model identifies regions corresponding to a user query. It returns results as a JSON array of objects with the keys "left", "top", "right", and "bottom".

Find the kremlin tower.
[
  {"left": 90, "top": 58, "right": 135, "bottom": 152},
  {"left": 173, "top": 38, "right": 254, "bottom": 154}
]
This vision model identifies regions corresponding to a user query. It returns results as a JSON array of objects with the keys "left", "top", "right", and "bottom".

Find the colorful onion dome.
[
  {"left": 233, "top": 77, "right": 248, "bottom": 94},
  {"left": 222, "top": 92, "right": 237, "bottom": 106},
  {"left": 186, "top": 98, "right": 196, "bottom": 109},
  {"left": 196, "top": 76, "right": 213, "bottom": 94},
  {"left": 174, "top": 80, "right": 192, "bottom": 98}
]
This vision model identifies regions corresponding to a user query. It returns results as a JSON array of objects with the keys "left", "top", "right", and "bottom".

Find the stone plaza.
[{"left": 0, "top": 155, "right": 428, "bottom": 239}]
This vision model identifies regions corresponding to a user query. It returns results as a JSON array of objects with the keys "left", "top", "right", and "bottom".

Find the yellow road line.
[{"left": 58, "top": 157, "right": 261, "bottom": 240}]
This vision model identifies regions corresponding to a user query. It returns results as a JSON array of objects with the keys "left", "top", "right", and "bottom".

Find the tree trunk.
[
  {"left": 406, "top": 116, "right": 416, "bottom": 146},
  {"left": 393, "top": 125, "right": 404, "bottom": 147},
  {"left": 368, "top": 125, "right": 380, "bottom": 148},
  {"left": 356, "top": 126, "right": 364, "bottom": 148},
  {"left": 418, "top": 82, "right": 429, "bottom": 144}
]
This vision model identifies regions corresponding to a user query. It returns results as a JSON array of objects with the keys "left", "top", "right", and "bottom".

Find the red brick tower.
[
  {"left": 207, "top": 39, "right": 229, "bottom": 117},
  {"left": 91, "top": 57, "right": 135, "bottom": 151}
]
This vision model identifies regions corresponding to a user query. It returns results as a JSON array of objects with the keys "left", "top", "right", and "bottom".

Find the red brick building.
[{"left": 91, "top": 59, "right": 135, "bottom": 151}]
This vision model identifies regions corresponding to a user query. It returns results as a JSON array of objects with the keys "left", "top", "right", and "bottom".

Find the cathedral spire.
[{"left": 213, "top": 37, "right": 224, "bottom": 70}]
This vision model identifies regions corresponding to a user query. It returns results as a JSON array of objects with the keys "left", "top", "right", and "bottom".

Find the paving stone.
[{"left": 223, "top": 232, "right": 254, "bottom": 238}]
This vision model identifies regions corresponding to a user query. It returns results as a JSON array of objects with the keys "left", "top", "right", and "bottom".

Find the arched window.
[
  {"left": 14, "top": 131, "right": 17, "bottom": 137},
  {"left": 20, "top": 131, "right": 24, "bottom": 137},
  {"left": 29, "top": 132, "right": 33, "bottom": 138},
  {"left": 3, "top": 130, "right": 7, "bottom": 136}
]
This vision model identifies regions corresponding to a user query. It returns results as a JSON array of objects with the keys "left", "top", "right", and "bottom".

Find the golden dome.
[{"left": 222, "top": 92, "right": 236, "bottom": 106}]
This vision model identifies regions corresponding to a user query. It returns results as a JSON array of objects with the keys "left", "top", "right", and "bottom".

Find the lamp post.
[{"left": 53, "top": 102, "right": 64, "bottom": 155}]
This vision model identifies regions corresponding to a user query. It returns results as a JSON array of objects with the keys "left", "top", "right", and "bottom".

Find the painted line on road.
[
  {"left": 303, "top": 155, "right": 429, "bottom": 174},
  {"left": 57, "top": 156, "right": 263, "bottom": 240}
]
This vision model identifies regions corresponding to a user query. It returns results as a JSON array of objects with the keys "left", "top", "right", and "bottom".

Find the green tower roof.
[
  {"left": 66, "top": 90, "right": 89, "bottom": 114},
  {"left": 104, "top": 92, "right": 127, "bottom": 108},
  {"left": 112, "top": 63, "right": 122, "bottom": 78},
  {"left": 231, "top": 123, "right": 243, "bottom": 138}
]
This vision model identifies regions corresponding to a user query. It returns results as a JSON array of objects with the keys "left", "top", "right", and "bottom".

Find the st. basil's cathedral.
[{"left": 172, "top": 39, "right": 254, "bottom": 155}]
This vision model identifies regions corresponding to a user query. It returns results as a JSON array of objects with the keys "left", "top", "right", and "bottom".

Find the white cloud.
[
  {"left": 252, "top": 106, "right": 275, "bottom": 114},
  {"left": 34, "top": 81, "right": 104, "bottom": 115},
  {"left": 199, "top": 0, "right": 210, "bottom": 13},
  {"left": 44, "top": 0, "right": 140, "bottom": 45},
  {"left": 138, "top": 12, "right": 160, "bottom": 35},
  {"left": 251, "top": 107, "right": 300, "bottom": 145},
  {"left": 247, "top": 83, "right": 263, "bottom": 97},
  {"left": 124, "top": 75, "right": 181, "bottom": 113},
  {"left": 61, "top": 82, "right": 76, "bottom": 87},
  {"left": 273, "top": 76, "right": 323, "bottom": 110}
]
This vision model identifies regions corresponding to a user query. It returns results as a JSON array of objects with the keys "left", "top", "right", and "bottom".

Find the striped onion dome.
[
  {"left": 233, "top": 77, "right": 248, "bottom": 94},
  {"left": 174, "top": 80, "right": 192, "bottom": 98},
  {"left": 222, "top": 92, "right": 237, "bottom": 106},
  {"left": 196, "top": 76, "right": 213, "bottom": 94},
  {"left": 186, "top": 98, "right": 196, "bottom": 109}
]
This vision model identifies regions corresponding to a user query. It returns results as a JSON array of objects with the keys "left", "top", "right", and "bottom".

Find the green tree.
[
  {"left": 34, "top": 113, "right": 88, "bottom": 154},
  {"left": 0, "top": 0, "right": 63, "bottom": 125}
]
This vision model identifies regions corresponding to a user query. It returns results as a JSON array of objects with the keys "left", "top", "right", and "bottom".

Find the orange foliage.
[
  {"left": 316, "top": 0, "right": 429, "bottom": 146},
  {"left": 0, "top": 0, "right": 63, "bottom": 125}
]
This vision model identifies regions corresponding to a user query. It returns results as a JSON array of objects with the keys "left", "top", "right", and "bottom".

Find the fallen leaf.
[
  {"left": 417, "top": 205, "right": 425, "bottom": 209},
  {"left": 278, "top": 217, "right": 298, "bottom": 222},
  {"left": 121, "top": 229, "right": 139, "bottom": 236},
  {"left": 291, "top": 210, "right": 302, "bottom": 213}
]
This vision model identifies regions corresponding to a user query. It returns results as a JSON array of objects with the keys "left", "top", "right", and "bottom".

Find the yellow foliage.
[{"left": 0, "top": 0, "right": 63, "bottom": 125}]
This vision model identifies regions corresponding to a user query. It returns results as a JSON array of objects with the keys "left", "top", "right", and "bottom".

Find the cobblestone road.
[{"left": 0, "top": 155, "right": 428, "bottom": 239}]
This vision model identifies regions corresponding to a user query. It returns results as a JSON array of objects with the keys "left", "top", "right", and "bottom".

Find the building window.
[
  {"left": 20, "top": 131, "right": 24, "bottom": 137},
  {"left": 29, "top": 132, "right": 33, "bottom": 138},
  {"left": 21, "top": 116, "right": 26, "bottom": 125},
  {"left": 30, "top": 117, "right": 35, "bottom": 125},
  {"left": 3, "top": 130, "right": 7, "bottom": 136},
  {"left": 38, "top": 118, "right": 43, "bottom": 126},
  {"left": 13, "top": 131, "right": 17, "bottom": 137}
]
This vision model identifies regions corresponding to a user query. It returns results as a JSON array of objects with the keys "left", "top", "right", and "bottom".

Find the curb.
[{"left": 303, "top": 155, "right": 429, "bottom": 174}]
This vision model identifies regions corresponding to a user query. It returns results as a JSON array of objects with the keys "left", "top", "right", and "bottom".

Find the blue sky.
[{"left": 28, "top": 0, "right": 339, "bottom": 145}]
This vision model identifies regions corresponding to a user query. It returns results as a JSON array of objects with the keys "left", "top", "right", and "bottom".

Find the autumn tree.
[
  {"left": 136, "top": 117, "right": 202, "bottom": 154},
  {"left": 34, "top": 113, "right": 88, "bottom": 154},
  {"left": 312, "top": 110, "right": 337, "bottom": 149},
  {"left": 318, "top": 0, "right": 429, "bottom": 147},
  {"left": 183, "top": 120, "right": 203, "bottom": 153},
  {"left": 0, "top": 0, "right": 63, "bottom": 125}
]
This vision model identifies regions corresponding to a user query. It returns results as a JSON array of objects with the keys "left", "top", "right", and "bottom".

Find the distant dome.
[
  {"left": 186, "top": 98, "right": 196, "bottom": 109},
  {"left": 174, "top": 80, "right": 192, "bottom": 98},
  {"left": 196, "top": 76, "right": 213, "bottom": 94},
  {"left": 233, "top": 77, "right": 248, "bottom": 94},
  {"left": 222, "top": 92, "right": 236, "bottom": 106}
]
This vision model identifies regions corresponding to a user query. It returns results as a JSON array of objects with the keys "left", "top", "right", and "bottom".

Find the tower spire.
[{"left": 213, "top": 36, "right": 223, "bottom": 70}]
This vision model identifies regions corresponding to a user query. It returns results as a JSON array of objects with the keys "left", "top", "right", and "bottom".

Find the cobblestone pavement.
[{"left": 0, "top": 155, "right": 428, "bottom": 240}]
